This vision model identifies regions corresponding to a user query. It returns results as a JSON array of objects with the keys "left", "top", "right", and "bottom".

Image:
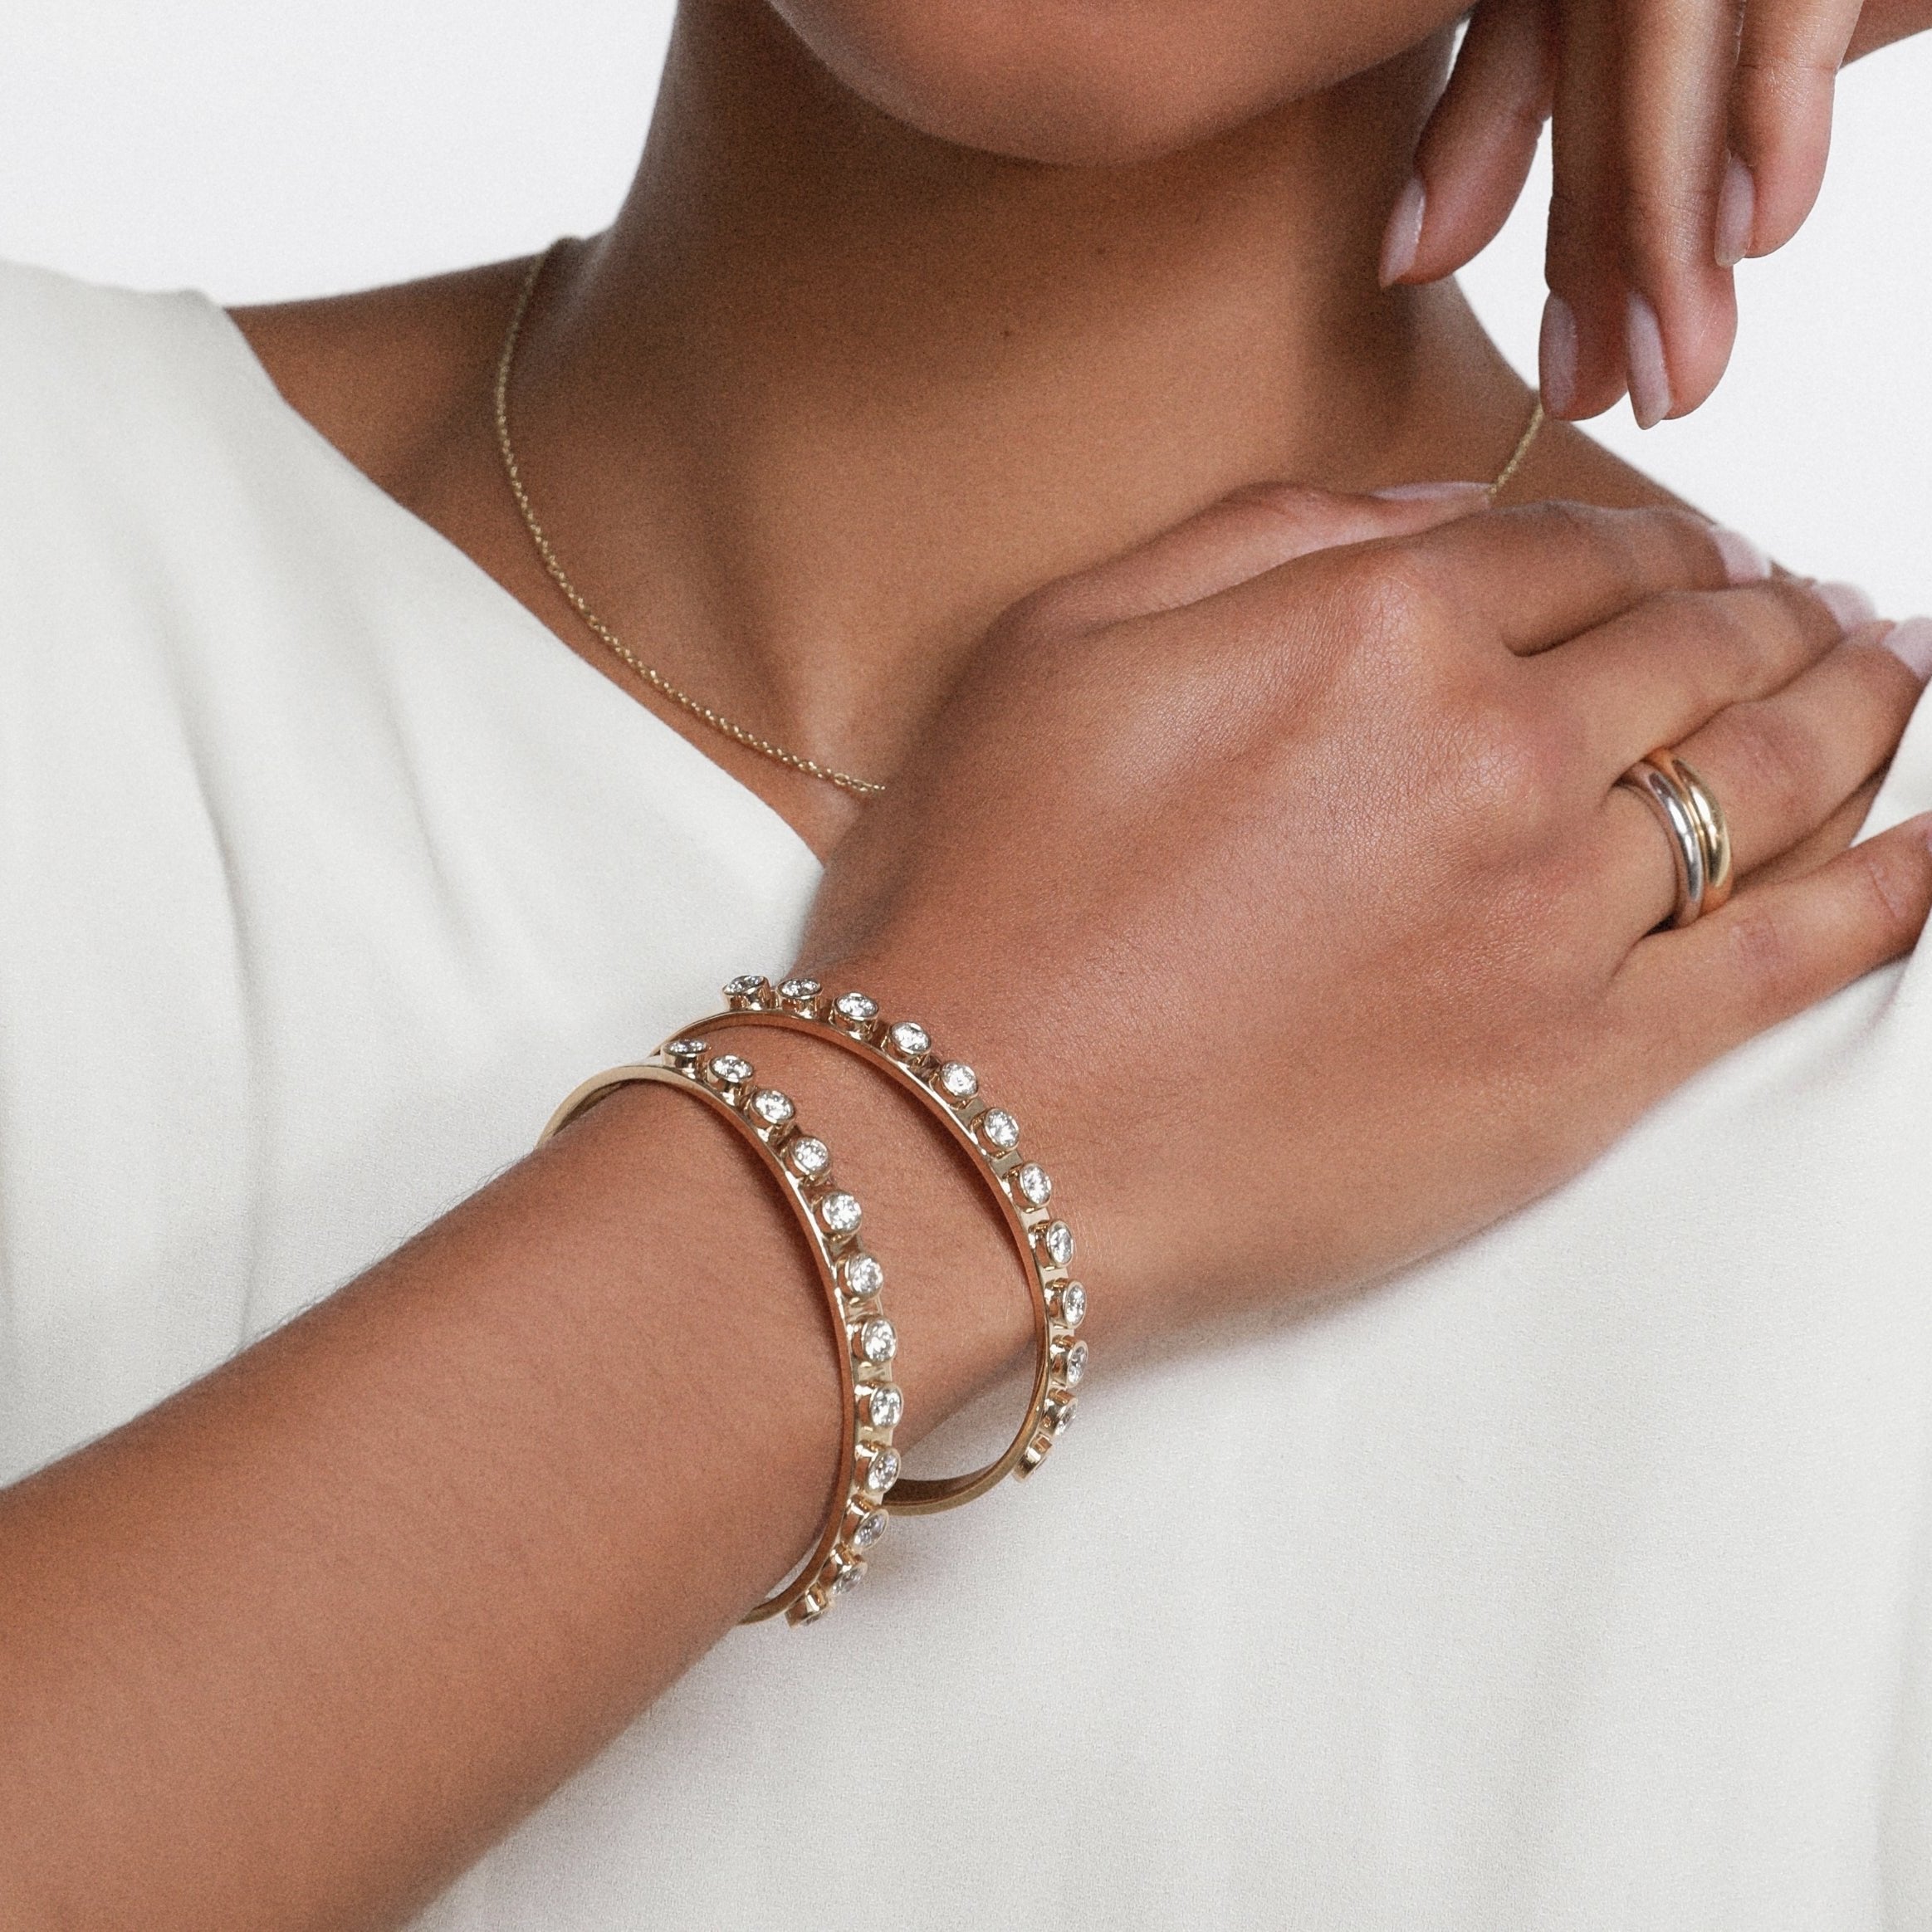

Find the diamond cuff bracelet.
[
  {"left": 536, "top": 1047, "right": 902, "bottom": 1626},
  {"left": 681, "top": 972, "right": 1087, "bottom": 1513}
]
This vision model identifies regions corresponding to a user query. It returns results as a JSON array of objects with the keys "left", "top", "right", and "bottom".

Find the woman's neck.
[{"left": 245, "top": 2, "right": 1545, "bottom": 844}]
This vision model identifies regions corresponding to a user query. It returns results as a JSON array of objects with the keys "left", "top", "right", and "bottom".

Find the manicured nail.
[
  {"left": 1715, "top": 154, "right": 1755, "bottom": 268},
  {"left": 1813, "top": 580, "right": 1879, "bottom": 631},
  {"left": 1539, "top": 294, "right": 1578, "bottom": 416},
  {"left": 1371, "top": 479, "right": 1491, "bottom": 501},
  {"left": 1625, "top": 292, "right": 1672, "bottom": 429},
  {"left": 1379, "top": 174, "right": 1426, "bottom": 286},
  {"left": 1709, "top": 526, "right": 1771, "bottom": 586},
  {"left": 1883, "top": 616, "right": 1932, "bottom": 682}
]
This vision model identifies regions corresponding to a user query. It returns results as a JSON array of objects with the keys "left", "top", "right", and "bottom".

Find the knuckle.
[
  {"left": 1452, "top": 693, "right": 1567, "bottom": 831},
  {"left": 1718, "top": 703, "right": 1822, "bottom": 824},
  {"left": 1714, "top": 898, "right": 1801, "bottom": 1002},
  {"left": 1848, "top": 838, "right": 1928, "bottom": 951},
  {"left": 1334, "top": 545, "right": 1455, "bottom": 651}
]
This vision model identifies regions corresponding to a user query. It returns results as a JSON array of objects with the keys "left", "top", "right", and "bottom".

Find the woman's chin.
[{"left": 765, "top": 0, "right": 1341, "bottom": 168}]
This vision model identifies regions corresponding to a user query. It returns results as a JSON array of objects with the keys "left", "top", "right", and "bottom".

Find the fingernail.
[
  {"left": 1380, "top": 174, "right": 1426, "bottom": 286},
  {"left": 1539, "top": 294, "right": 1578, "bottom": 416},
  {"left": 1625, "top": 291, "right": 1673, "bottom": 429},
  {"left": 1882, "top": 616, "right": 1932, "bottom": 682},
  {"left": 1716, "top": 153, "right": 1756, "bottom": 268},
  {"left": 1709, "top": 526, "right": 1771, "bottom": 586},
  {"left": 1814, "top": 580, "right": 1880, "bottom": 631},
  {"left": 1371, "top": 479, "right": 1491, "bottom": 501}
]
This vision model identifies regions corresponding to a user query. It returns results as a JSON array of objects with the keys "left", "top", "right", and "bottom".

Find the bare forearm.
[{"left": 0, "top": 1047, "right": 1015, "bottom": 1930}]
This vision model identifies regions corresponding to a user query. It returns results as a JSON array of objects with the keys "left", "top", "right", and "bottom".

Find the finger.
[
  {"left": 1008, "top": 481, "right": 1491, "bottom": 640},
  {"left": 1543, "top": 0, "right": 1631, "bottom": 419},
  {"left": 1383, "top": 500, "right": 1771, "bottom": 653},
  {"left": 1381, "top": 0, "right": 1553, "bottom": 286},
  {"left": 1846, "top": 0, "right": 1932, "bottom": 61},
  {"left": 1741, "top": 770, "right": 1882, "bottom": 889},
  {"left": 1729, "top": 0, "right": 1865, "bottom": 262},
  {"left": 1610, "top": 810, "right": 1932, "bottom": 1088},
  {"left": 1595, "top": 615, "right": 1930, "bottom": 933},
  {"left": 1540, "top": 578, "right": 1856, "bottom": 780},
  {"left": 1615, "top": 0, "right": 1740, "bottom": 421}
]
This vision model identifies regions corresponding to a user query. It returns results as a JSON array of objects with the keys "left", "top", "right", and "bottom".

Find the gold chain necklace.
[{"left": 493, "top": 243, "right": 1543, "bottom": 803}]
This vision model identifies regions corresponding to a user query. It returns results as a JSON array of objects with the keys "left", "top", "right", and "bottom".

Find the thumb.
[{"left": 1013, "top": 480, "right": 1492, "bottom": 641}]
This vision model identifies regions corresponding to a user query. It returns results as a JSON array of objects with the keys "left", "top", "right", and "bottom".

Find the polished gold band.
[
  {"left": 537, "top": 1047, "right": 902, "bottom": 1626},
  {"left": 684, "top": 972, "right": 1086, "bottom": 1513}
]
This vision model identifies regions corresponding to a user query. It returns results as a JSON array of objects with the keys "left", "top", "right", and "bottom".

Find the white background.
[{"left": 2, "top": 2, "right": 1927, "bottom": 609}]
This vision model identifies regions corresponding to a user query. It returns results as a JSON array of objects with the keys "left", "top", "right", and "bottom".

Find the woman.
[{"left": 2, "top": 0, "right": 1930, "bottom": 1925}]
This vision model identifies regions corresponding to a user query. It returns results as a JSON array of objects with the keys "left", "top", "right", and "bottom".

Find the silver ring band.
[{"left": 1619, "top": 759, "right": 1709, "bottom": 927}]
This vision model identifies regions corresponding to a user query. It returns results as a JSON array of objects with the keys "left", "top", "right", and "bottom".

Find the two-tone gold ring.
[{"left": 1617, "top": 750, "right": 1734, "bottom": 928}]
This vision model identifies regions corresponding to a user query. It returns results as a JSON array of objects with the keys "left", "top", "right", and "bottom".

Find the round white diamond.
[
  {"left": 788, "top": 1137, "right": 831, "bottom": 1178},
  {"left": 888, "top": 1020, "right": 931, "bottom": 1058},
  {"left": 865, "top": 1446, "right": 902, "bottom": 1494},
  {"left": 979, "top": 1108, "right": 1020, "bottom": 1151},
  {"left": 843, "top": 1253, "right": 884, "bottom": 1300},
  {"left": 1063, "top": 1339, "right": 1088, "bottom": 1387},
  {"left": 867, "top": 1384, "right": 904, "bottom": 1429},
  {"left": 820, "top": 1191, "right": 863, "bottom": 1234},
  {"left": 779, "top": 976, "right": 821, "bottom": 1000},
  {"left": 1046, "top": 1397, "right": 1076, "bottom": 1435},
  {"left": 1042, "top": 1220, "right": 1074, "bottom": 1266},
  {"left": 666, "top": 1037, "right": 706, "bottom": 1059},
  {"left": 834, "top": 991, "right": 879, "bottom": 1022},
  {"left": 826, "top": 1560, "right": 864, "bottom": 1596},
  {"left": 1059, "top": 1282, "right": 1087, "bottom": 1328},
  {"left": 937, "top": 1060, "right": 978, "bottom": 1100},
  {"left": 751, "top": 1088, "right": 795, "bottom": 1127},
  {"left": 852, "top": 1509, "right": 888, "bottom": 1549},
  {"left": 723, "top": 973, "right": 767, "bottom": 998},
  {"left": 858, "top": 1317, "right": 897, "bottom": 1364},
  {"left": 1015, "top": 1162, "right": 1052, "bottom": 1206},
  {"left": 707, "top": 1054, "right": 754, "bottom": 1088}
]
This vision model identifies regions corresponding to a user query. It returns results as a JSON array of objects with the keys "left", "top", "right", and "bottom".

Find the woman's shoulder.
[{"left": 227, "top": 257, "right": 530, "bottom": 508}]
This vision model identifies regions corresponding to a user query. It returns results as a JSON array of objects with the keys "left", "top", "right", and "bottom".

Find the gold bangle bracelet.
[
  {"left": 671, "top": 973, "right": 1088, "bottom": 1514},
  {"left": 537, "top": 1046, "right": 903, "bottom": 1626}
]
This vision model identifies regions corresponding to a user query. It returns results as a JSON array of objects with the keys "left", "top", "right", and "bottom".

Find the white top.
[{"left": 3, "top": 258, "right": 1930, "bottom": 1930}]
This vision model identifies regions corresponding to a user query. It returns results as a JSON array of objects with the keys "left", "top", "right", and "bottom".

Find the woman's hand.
[
  {"left": 803, "top": 485, "right": 1932, "bottom": 1346},
  {"left": 1380, "top": 0, "right": 1932, "bottom": 423}
]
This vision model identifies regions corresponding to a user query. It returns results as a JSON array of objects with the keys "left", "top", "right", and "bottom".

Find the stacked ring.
[{"left": 1617, "top": 750, "right": 1734, "bottom": 927}]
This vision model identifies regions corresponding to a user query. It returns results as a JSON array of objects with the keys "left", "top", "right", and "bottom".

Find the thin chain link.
[
  {"left": 1489, "top": 397, "right": 1546, "bottom": 501},
  {"left": 493, "top": 243, "right": 1545, "bottom": 805},
  {"left": 493, "top": 245, "right": 888, "bottom": 799}
]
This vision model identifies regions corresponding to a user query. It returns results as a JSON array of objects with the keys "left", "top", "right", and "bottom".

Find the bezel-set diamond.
[
  {"left": 842, "top": 1253, "right": 885, "bottom": 1302},
  {"left": 888, "top": 1020, "right": 932, "bottom": 1060},
  {"left": 977, "top": 1108, "right": 1020, "bottom": 1152},
  {"left": 706, "top": 1053, "right": 754, "bottom": 1090},
  {"left": 1013, "top": 1162, "right": 1053, "bottom": 1207},
  {"left": 1061, "top": 1339, "right": 1088, "bottom": 1387},
  {"left": 864, "top": 1445, "right": 902, "bottom": 1494},
  {"left": 936, "top": 1060, "right": 978, "bottom": 1102},
  {"left": 722, "top": 973, "right": 770, "bottom": 1001},
  {"left": 666, "top": 1037, "right": 707, "bottom": 1063},
  {"left": 786, "top": 1136, "right": 832, "bottom": 1179},
  {"left": 1040, "top": 1220, "right": 1074, "bottom": 1268},
  {"left": 833, "top": 990, "right": 880, "bottom": 1029},
  {"left": 865, "top": 1383, "right": 904, "bottom": 1430},
  {"left": 1056, "top": 1282, "right": 1087, "bottom": 1329},
  {"left": 857, "top": 1316, "right": 897, "bottom": 1365},
  {"left": 751, "top": 1088, "right": 795, "bottom": 1128},
  {"left": 819, "top": 1191, "right": 863, "bottom": 1235},
  {"left": 852, "top": 1508, "right": 888, "bottom": 1549}
]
